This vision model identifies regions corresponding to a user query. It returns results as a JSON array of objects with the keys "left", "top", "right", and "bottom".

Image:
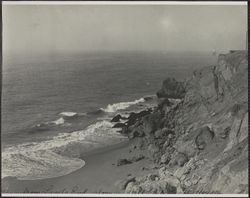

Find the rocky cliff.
[{"left": 118, "top": 51, "right": 248, "bottom": 194}]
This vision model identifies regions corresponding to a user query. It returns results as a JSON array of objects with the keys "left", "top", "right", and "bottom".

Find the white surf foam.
[
  {"left": 2, "top": 150, "right": 84, "bottom": 180},
  {"left": 101, "top": 98, "right": 145, "bottom": 113},
  {"left": 2, "top": 120, "right": 127, "bottom": 180},
  {"left": 59, "top": 112, "right": 78, "bottom": 117},
  {"left": 51, "top": 117, "right": 65, "bottom": 125}
]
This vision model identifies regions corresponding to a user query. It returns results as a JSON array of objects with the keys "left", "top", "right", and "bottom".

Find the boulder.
[
  {"left": 195, "top": 126, "right": 215, "bottom": 150},
  {"left": 157, "top": 138, "right": 166, "bottom": 146},
  {"left": 170, "top": 152, "right": 188, "bottom": 167},
  {"left": 176, "top": 153, "right": 189, "bottom": 167},
  {"left": 146, "top": 173, "right": 159, "bottom": 181},
  {"left": 125, "top": 177, "right": 177, "bottom": 194},
  {"left": 117, "top": 159, "right": 132, "bottom": 166},
  {"left": 156, "top": 78, "right": 185, "bottom": 99},
  {"left": 131, "top": 154, "right": 145, "bottom": 162},
  {"left": 157, "top": 168, "right": 184, "bottom": 193},
  {"left": 126, "top": 112, "right": 138, "bottom": 126},
  {"left": 138, "top": 108, "right": 153, "bottom": 116},
  {"left": 144, "top": 96, "right": 154, "bottom": 101},
  {"left": 174, "top": 138, "right": 197, "bottom": 159},
  {"left": 168, "top": 133, "right": 174, "bottom": 139},
  {"left": 115, "top": 176, "right": 136, "bottom": 190},
  {"left": 111, "top": 114, "right": 123, "bottom": 122},
  {"left": 125, "top": 183, "right": 143, "bottom": 193},
  {"left": 160, "top": 153, "right": 171, "bottom": 164},
  {"left": 173, "top": 158, "right": 197, "bottom": 179},
  {"left": 126, "top": 109, "right": 152, "bottom": 127}
]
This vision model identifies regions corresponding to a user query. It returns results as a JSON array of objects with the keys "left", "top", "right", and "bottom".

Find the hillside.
[{"left": 119, "top": 50, "right": 248, "bottom": 194}]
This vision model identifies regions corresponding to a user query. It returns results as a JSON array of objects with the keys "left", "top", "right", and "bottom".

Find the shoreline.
[
  {"left": 2, "top": 138, "right": 156, "bottom": 193},
  {"left": 2, "top": 95, "right": 157, "bottom": 183}
]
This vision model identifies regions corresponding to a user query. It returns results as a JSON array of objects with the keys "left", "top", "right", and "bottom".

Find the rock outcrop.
[
  {"left": 116, "top": 51, "right": 248, "bottom": 194},
  {"left": 156, "top": 78, "right": 186, "bottom": 99}
]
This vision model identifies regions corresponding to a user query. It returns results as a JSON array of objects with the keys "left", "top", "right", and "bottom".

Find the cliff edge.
[{"left": 119, "top": 51, "right": 248, "bottom": 194}]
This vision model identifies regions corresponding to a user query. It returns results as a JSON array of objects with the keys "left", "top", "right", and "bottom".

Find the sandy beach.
[{"left": 2, "top": 139, "right": 157, "bottom": 193}]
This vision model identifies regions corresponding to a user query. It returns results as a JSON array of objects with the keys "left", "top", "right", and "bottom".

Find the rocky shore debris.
[
  {"left": 111, "top": 114, "right": 127, "bottom": 122},
  {"left": 124, "top": 171, "right": 178, "bottom": 194},
  {"left": 143, "top": 96, "right": 154, "bottom": 101},
  {"left": 117, "top": 159, "right": 132, "bottom": 166},
  {"left": 115, "top": 176, "right": 136, "bottom": 190},
  {"left": 117, "top": 154, "right": 145, "bottom": 166},
  {"left": 112, "top": 123, "right": 126, "bottom": 128}
]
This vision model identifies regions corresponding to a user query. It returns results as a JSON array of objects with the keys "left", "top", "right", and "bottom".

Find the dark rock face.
[
  {"left": 156, "top": 78, "right": 186, "bottom": 99},
  {"left": 111, "top": 114, "right": 124, "bottom": 122},
  {"left": 118, "top": 51, "right": 248, "bottom": 194},
  {"left": 112, "top": 123, "right": 126, "bottom": 128},
  {"left": 126, "top": 109, "right": 152, "bottom": 126},
  {"left": 141, "top": 111, "right": 162, "bottom": 135},
  {"left": 144, "top": 96, "right": 154, "bottom": 101},
  {"left": 115, "top": 109, "right": 154, "bottom": 138},
  {"left": 117, "top": 155, "right": 145, "bottom": 167}
]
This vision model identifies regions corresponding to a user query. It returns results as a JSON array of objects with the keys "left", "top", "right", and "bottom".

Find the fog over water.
[{"left": 3, "top": 4, "right": 247, "bottom": 57}]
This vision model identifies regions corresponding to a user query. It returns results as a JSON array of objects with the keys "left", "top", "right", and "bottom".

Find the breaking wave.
[
  {"left": 59, "top": 112, "right": 78, "bottom": 117},
  {"left": 2, "top": 96, "right": 154, "bottom": 180},
  {"left": 51, "top": 117, "right": 65, "bottom": 125},
  {"left": 2, "top": 120, "right": 126, "bottom": 180},
  {"left": 101, "top": 98, "right": 145, "bottom": 113}
]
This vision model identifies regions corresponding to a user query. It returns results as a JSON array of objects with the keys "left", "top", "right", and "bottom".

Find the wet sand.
[{"left": 2, "top": 139, "right": 156, "bottom": 194}]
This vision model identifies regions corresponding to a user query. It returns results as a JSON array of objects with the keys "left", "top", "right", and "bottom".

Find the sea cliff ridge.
[{"left": 114, "top": 50, "right": 248, "bottom": 194}]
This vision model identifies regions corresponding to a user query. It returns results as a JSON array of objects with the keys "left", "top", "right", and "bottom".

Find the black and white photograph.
[{"left": 1, "top": 1, "right": 248, "bottom": 196}]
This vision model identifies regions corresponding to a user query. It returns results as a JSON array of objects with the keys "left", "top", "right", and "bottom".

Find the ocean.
[{"left": 1, "top": 51, "right": 217, "bottom": 180}]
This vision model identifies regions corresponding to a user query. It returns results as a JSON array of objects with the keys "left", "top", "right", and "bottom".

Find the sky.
[{"left": 2, "top": 4, "right": 248, "bottom": 56}]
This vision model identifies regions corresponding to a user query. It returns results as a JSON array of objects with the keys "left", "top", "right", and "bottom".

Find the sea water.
[{"left": 1, "top": 51, "right": 216, "bottom": 180}]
